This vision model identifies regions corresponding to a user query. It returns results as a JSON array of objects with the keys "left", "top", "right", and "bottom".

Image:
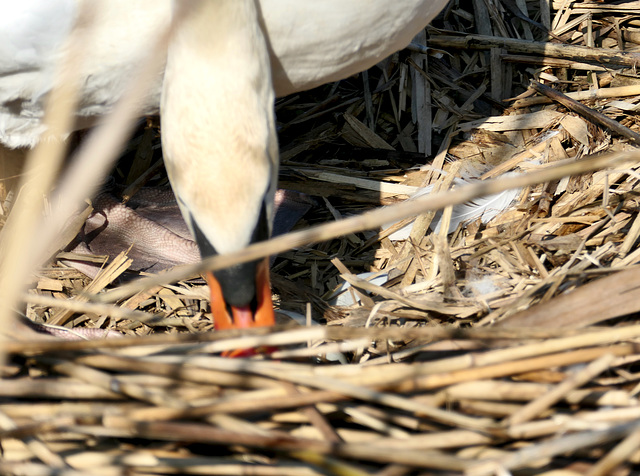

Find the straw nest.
[{"left": 3, "top": 1, "right": 640, "bottom": 475}]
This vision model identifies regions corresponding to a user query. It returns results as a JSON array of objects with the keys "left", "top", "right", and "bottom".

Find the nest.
[{"left": 3, "top": 1, "right": 640, "bottom": 474}]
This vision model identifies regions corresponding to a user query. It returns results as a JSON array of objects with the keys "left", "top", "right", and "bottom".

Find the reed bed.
[{"left": 3, "top": 1, "right": 640, "bottom": 474}]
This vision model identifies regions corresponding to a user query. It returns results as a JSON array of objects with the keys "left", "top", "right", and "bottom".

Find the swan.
[{"left": 0, "top": 0, "right": 449, "bottom": 337}]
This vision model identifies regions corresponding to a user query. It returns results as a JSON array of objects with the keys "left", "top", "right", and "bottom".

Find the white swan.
[{"left": 0, "top": 0, "right": 449, "bottom": 337}]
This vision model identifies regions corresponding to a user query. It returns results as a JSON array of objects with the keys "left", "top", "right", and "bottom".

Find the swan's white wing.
[
  {"left": 0, "top": 0, "right": 75, "bottom": 75},
  {"left": 0, "top": 0, "right": 168, "bottom": 147},
  {"left": 263, "top": 0, "right": 448, "bottom": 95},
  {"left": 0, "top": 0, "right": 75, "bottom": 146},
  {"left": 0, "top": 0, "right": 449, "bottom": 148}
]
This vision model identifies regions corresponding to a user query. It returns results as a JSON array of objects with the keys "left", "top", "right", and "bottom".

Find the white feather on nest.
[{"left": 388, "top": 176, "right": 521, "bottom": 240}]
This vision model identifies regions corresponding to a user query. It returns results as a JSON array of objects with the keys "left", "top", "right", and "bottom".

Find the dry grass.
[{"left": 3, "top": 1, "right": 640, "bottom": 474}]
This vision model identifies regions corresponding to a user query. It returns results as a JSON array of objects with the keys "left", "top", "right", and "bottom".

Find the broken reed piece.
[
  {"left": 512, "top": 84, "right": 640, "bottom": 108},
  {"left": 428, "top": 34, "right": 640, "bottom": 68},
  {"left": 530, "top": 81, "right": 640, "bottom": 146}
]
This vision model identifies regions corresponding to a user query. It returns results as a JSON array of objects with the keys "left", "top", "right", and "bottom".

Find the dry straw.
[{"left": 3, "top": 1, "right": 640, "bottom": 474}]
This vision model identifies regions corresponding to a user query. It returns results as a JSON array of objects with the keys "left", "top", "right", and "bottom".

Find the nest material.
[{"left": 4, "top": 1, "right": 640, "bottom": 474}]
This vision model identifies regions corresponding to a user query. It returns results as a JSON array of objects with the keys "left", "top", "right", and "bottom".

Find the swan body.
[{"left": 0, "top": 0, "right": 449, "bottom": 148}]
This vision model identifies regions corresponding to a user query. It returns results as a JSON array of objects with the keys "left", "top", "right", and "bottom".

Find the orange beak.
[{"left": 206, "top": 258, "right": 275, "bottom": 357}]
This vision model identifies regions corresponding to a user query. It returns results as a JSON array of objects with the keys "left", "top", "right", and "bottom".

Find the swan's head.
[
  {"left": 161, "top": 0, "right": 278, "bottom": 349},
  {"left": 180, "top": 148, "right": 278, "bottom": 341},
  {"left": 162, "top": 87, "right": 278, "bottom": 344}
]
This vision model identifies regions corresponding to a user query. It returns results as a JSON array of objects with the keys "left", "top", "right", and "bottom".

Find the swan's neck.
[{"left": 161, "top": 0, "right": 278, "bottom": 255}]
